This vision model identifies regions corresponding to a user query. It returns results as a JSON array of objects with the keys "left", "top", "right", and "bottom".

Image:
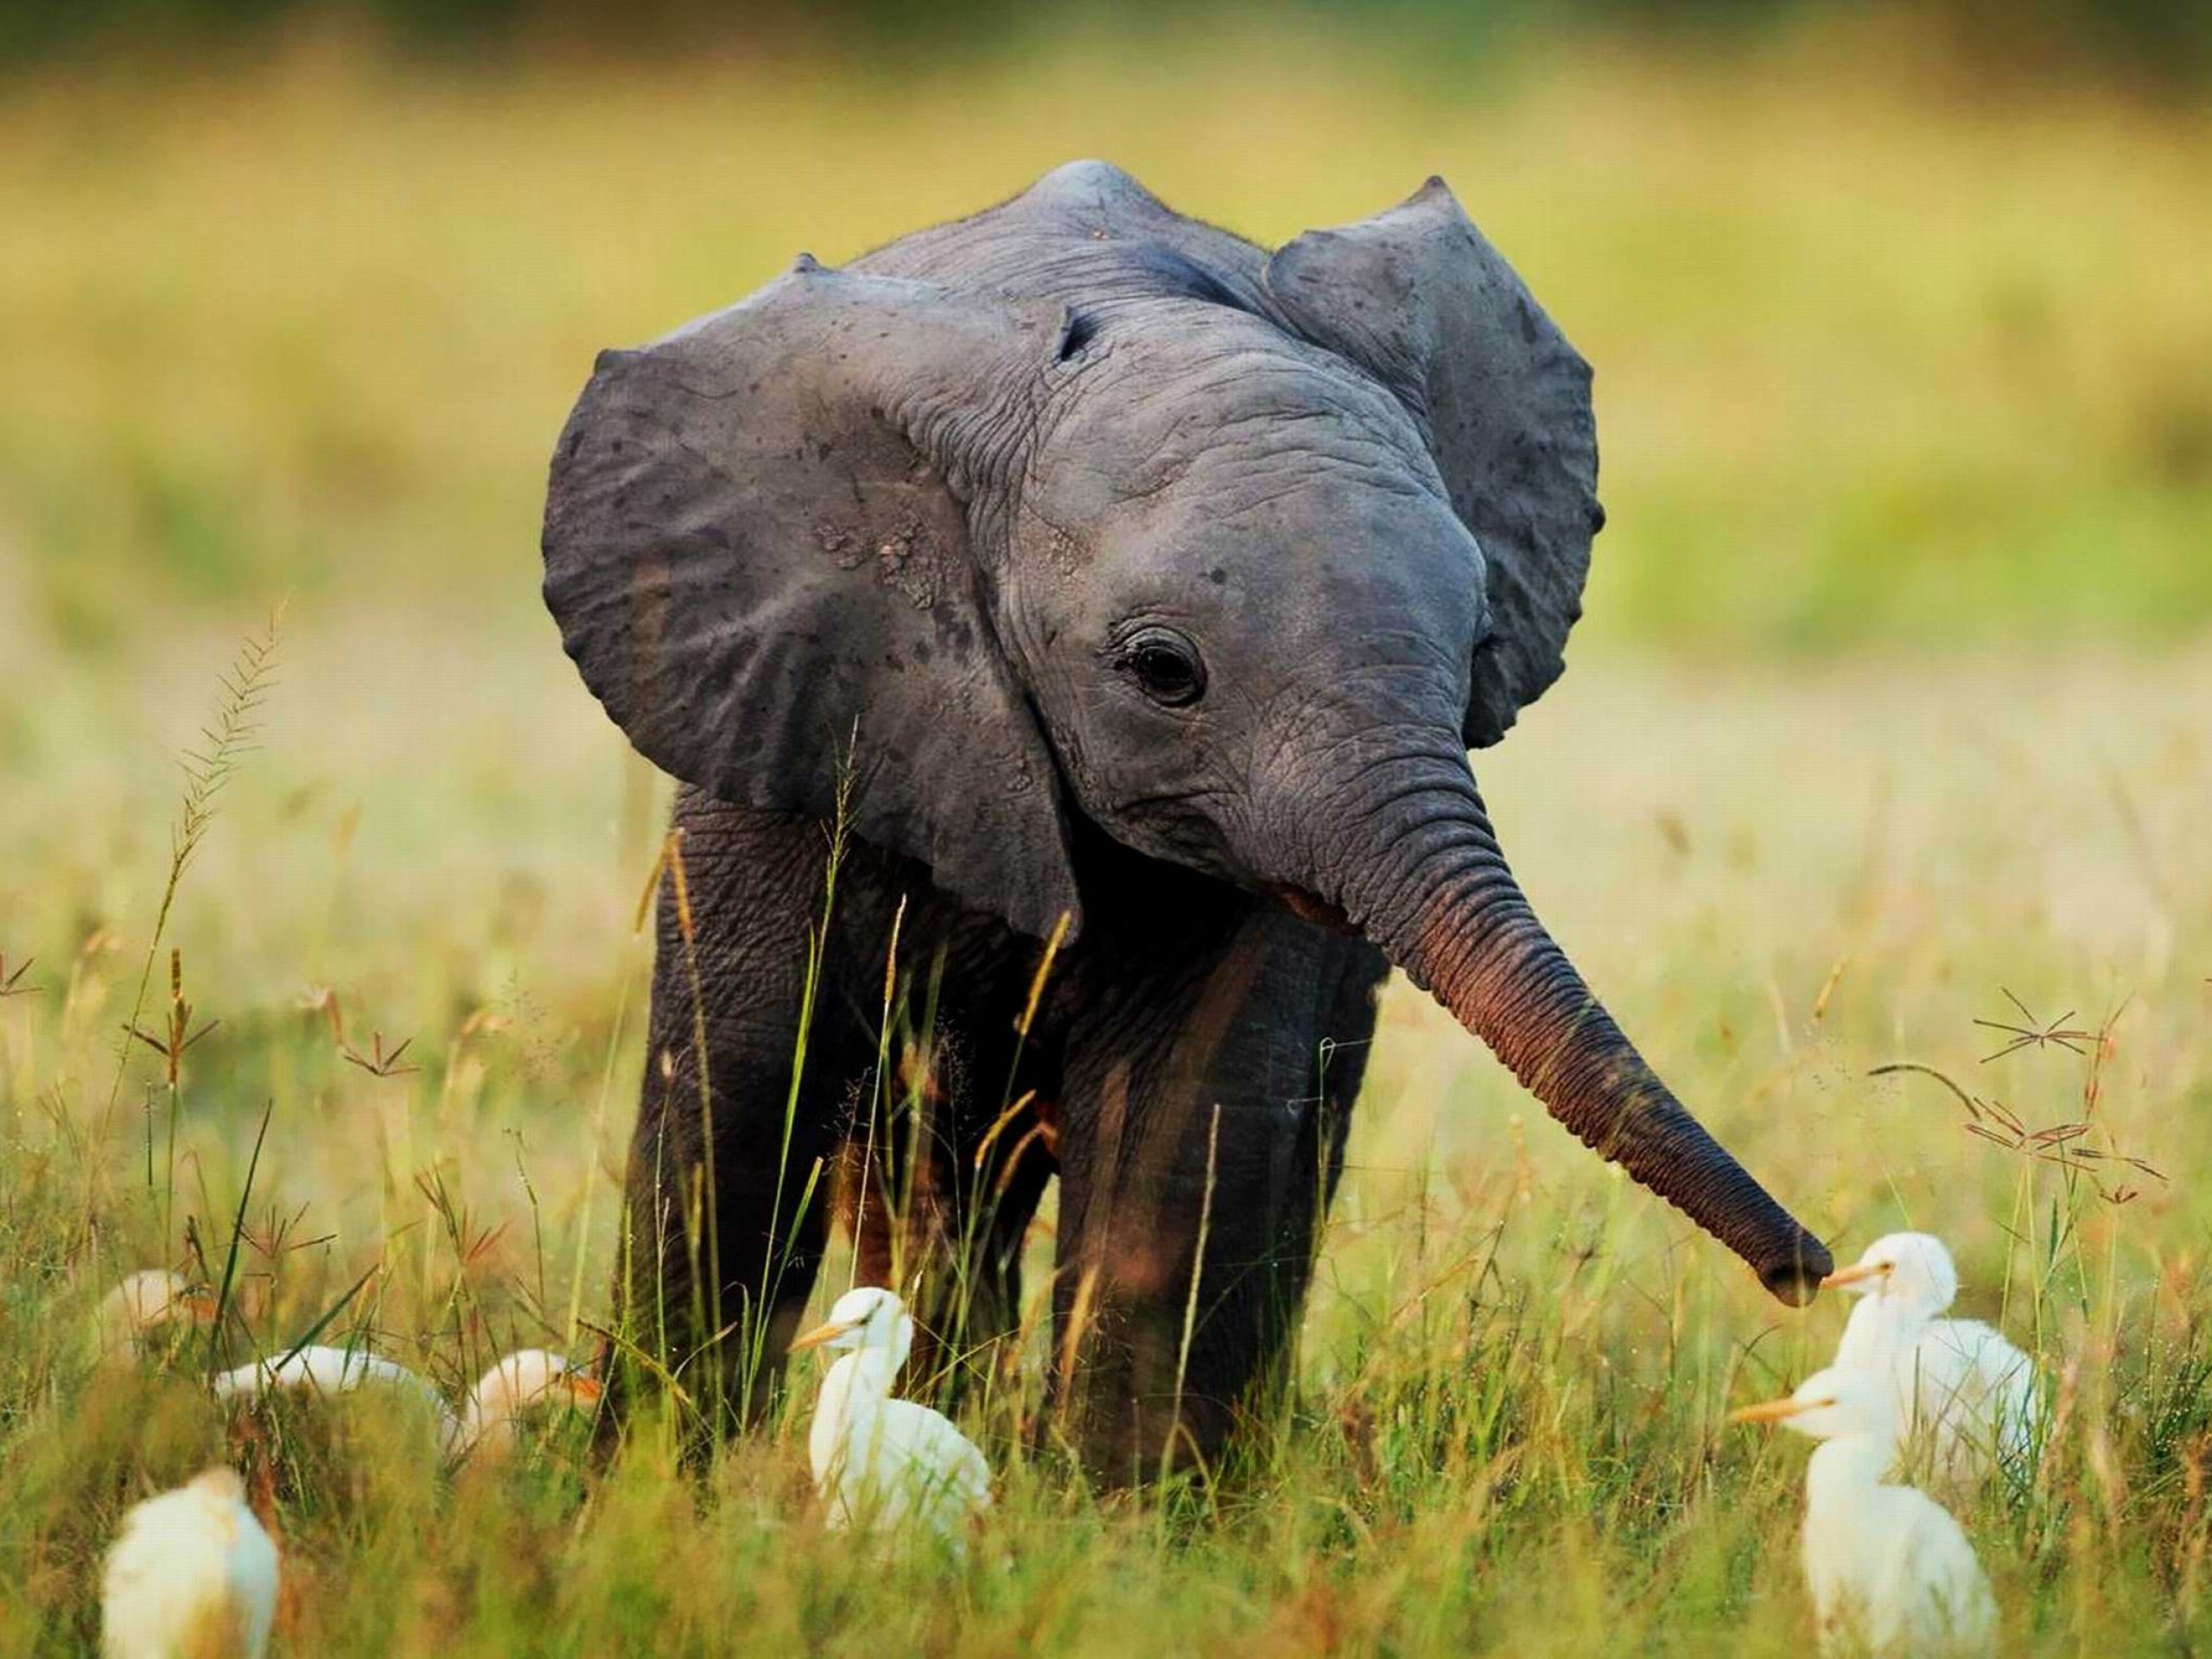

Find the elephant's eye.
[{"left": 1118, "top": 626, "right": 1206, "bottom": 708}]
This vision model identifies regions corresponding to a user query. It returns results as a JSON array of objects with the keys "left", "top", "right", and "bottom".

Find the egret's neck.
[
  {"left": 818, "top": 1346, "right": 899, "bottom": 1427},
  {"left": 1863, "top": 1293, "right": 1920, "bottom": 1335},
  {"left": 1889, "top": 1274, "right": 1950, "bottom": 1322},
  {"left": 1805, "top": 1430, "right": 1893, "bottom": 1511},
  {"left": 1834, "top": 1296, "right": 1878, "bottom": 1365},
  {"left": 1838, "top": 1292, "right": 1927, "bottom": 1366},
  {"left": 448, "top": 1395, "right": 499, "bottom": 1459}
]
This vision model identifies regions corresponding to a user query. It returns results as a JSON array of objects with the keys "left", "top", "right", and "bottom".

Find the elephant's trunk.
[{"left": 1310, "top": 747, "right": 1831, "bottom": 1304}]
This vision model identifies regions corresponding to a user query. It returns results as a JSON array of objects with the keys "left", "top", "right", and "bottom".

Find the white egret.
[
  {"left": 1824, "top": 1233, "right": 2039, "bottom": 1489},
  {"left": 212, "top": 1344, "right": 461, "bottom": 1454},
  {"left": 1734, "top": 1364, "right": 1997, "bottom": 1656},
  {"left": 214, "top": 1343, "right": 599, "bottom": 1463},
  {"left": 100, "top": 1466, "right": 279, "bottom": 1659},
  {"left": 791, "top": 1287, "right": 990, "bottom": 1546},
  {"left": 97, "top": 1272, "right": 216, "bottom": 1362},
  {"left": 447, "top": 1349, "right": 604, "bottom": 1461}
]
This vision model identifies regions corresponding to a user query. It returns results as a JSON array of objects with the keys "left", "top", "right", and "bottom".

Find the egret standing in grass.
[
  {"left": 101, "top": 1467, "right": 279, "bottom": 1659},
  {"left": 791, "top": 1287, "right": 990, "bottom": 1546},
  {"left": 448, "top": 1349, "right": 604, "bottom": 1461},
  {"left": 213, "top": 1344, "right": 461, "bottom": 1454},
  {"left": 1823, "top": 1233, "right": 2038, "bottom": 1489},
  {"left": 97, "top": 1272, "right": 216, "bottom": 1363},
  {"left": 1734, "top": 1364, "right": 1996, "bottom": 1656},
  {"left": 214, "top": 1344, "right": 601, "bottom": 1463}
]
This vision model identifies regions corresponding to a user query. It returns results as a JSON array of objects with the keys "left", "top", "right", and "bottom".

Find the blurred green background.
[
  {"left": 8, "top": 0, "right": 2212, "bottom": 79},
  {"left": 2, "top": 0, "right": 2206, "bottom": 991},
  {"left": 0, "top": 2, "right": 2206, "bottom": 670}
]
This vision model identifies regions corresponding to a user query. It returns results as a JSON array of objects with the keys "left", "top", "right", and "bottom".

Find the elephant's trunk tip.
[{"left": 1758, "top": 1234, "right": 1834, "bottom": 1306}]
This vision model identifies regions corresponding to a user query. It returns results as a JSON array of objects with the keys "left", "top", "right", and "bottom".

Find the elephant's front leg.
[
  {"left": 840, "top": 1017, "right": 1062, "bottom": 1396},
  {"left": 612, "top": 794, "right": 866, "bottom": 1442},
  {"left": 1051, "top": 906, "right": 1386, "bottom": 1484}
]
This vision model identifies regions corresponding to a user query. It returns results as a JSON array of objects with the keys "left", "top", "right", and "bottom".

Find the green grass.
[
  {"left": 1, "top": 612, "right": 2205, "bottom": 1653},
  {"left": 2, "top": 27, "right": 2209, "bottom": 1656}
]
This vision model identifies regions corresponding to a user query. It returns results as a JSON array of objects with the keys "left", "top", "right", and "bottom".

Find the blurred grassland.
[
  {"left": 1, "top": 29, "right": 2209, "bottom": 656},
  {"left": 2, "top": 26, "right": 2211, "bottom": 1656}
]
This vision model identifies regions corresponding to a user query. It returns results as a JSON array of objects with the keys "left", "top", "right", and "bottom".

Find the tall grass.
[
  {"left": 100, "top": 612, "right": 279, "bottom": 1251},
  {"left": 0, "top": 626, "right": 2203, "bottom": 1651}
]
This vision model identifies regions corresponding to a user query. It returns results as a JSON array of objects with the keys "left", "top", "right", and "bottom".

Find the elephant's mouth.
[{"left": 1263, "top": 883, "right": 1358, "bottom": 936}]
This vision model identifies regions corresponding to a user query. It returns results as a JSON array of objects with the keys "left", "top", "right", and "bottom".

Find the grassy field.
[{"left": 2, "top": 30, "right": 2209, "bottom": 1657}]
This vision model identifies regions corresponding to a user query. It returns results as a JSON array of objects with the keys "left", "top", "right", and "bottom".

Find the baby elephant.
[{"left": 543, "top": 161, "right": 1829, "bottom": 1482}]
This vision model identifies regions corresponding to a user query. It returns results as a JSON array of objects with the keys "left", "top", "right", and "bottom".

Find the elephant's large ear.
[
  {"left": 1262, "top": 178, "right": 1602, "bottom": 748},
  {"left": 543, "top": 262, "right": 1081, "bottom": 939}
]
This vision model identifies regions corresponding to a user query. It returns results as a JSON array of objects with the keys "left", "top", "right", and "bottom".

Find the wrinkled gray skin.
[{"left": 543, "top": 162, "right": 1832, "bottom": 1481}]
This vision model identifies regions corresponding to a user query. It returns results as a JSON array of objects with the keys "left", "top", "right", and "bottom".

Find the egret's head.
[
  {"left": 790, "top": 1287, "right": 915, "bottom": 1365},
  {"left": 470, "top": 1350, "right": 604, "bottom": 1426},
  {"left": 1818, "top": 1231, "right": 1958, "bottom": 1314},
  {"left": 99, "top": 1270, "right": 218, "bottom": 1357},
  {"left": 453, "top": 1350, "right": 602, "bottom": 1462},
  {"left": 1728, "top": 1365, "right": 1894, "bottom": 1442}
]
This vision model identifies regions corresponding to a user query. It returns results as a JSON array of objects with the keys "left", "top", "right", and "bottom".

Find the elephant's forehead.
[
  {"left": 1165, "top": 483, "right": 1489, "bottom": 637},
  {"left": 1046, "top": 308, "right": 1434, "bottom": 478},
  {"left": 1033, "top": 321, "right": 1449, "bottom": 534},
  {"left": 1020, "top": 433, "right": 1484, "bottom": 638}
]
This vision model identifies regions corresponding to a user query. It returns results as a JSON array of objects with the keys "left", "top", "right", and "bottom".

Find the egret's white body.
[
  {"left": 98, "top": 1272, "right": 215, "bottom": 1361},
  {"left": 1736, "top": 1365, "right": 1996, "bottom": 1656},
  {"left": 794, "top": 1288, "right": 990, "bottom": 1546},
  {"left": 212, "top": 1344, "right": 462, "bottom": 1452},
  {"left": 213, "top": 1343, "right": 599, "bottom": 1462},
  {"left": 100, "top": 1467, "right": 278, "bottom": 1659},
  {"left": 1825, "top": 1233, "right": 2039, "bottom": 1488}
]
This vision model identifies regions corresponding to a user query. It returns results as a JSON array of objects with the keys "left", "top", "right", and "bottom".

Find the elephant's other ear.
[
  {"left": 543, "top": 263, "right": 1083, "bottom": 940},
  {"left": 1263, "top": 178, "right": 1602, "bottom": 748}
]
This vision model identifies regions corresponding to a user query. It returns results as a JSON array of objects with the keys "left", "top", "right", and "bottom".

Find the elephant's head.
[{"left": 543, "top": 162, "right": 1831, "bottom": 1302}]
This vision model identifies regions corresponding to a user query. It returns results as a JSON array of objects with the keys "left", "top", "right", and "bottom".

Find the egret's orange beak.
[
  {"left": 1819, "top": 1261, "right": 1891, "bottom": 1290},
  {"left": 1727, "top": 1395, "right": 1833, "bottom": 1425},
  {"left": 789, "top": 1319, "right": 855, "bottom": 1352},
  {"left": 567, "top": 1372, "right": 606, "bottom": 1404},
  {"left": 180, "top": 1288, "right": 220, "bottom": 1323}
]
